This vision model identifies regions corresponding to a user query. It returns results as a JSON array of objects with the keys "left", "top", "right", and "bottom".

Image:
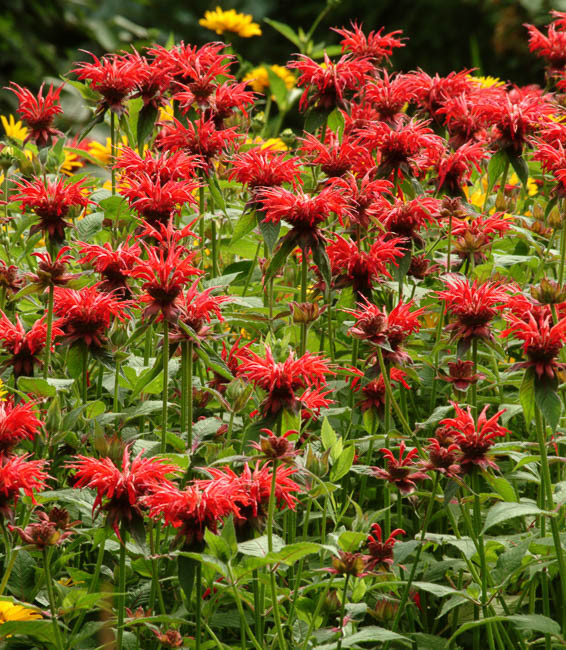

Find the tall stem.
[
  {"left": 336, "top": 575, "right": 350, "bottom": 650},
  {"left": 559, "top": 215, "right": 566, "bottom": 286},
  {"left": 195, "top": 562, "right": 202, "bottom": 650},
  {"left": 161, "top": 320, "right": 169, "bottom": 453},
  {"left": 43, "top": 285, "right": 55, "bottom": 379},
  {"left": 227, "top": 563, "right": 263, "bottom": 650},
  {"left": 446, "top": 212, "right": 453, "bottom": 273},
  {"left": 43, "top": 547, "right": 64, "bottom": 650},
  {"left": 110, "top": 111, "right": 117, "bottom": 196},
  {"left": 81, "top": 344, "right": 88, "bottom": 404},
  {"left": 211, "top": 219, "right": 219, "bottom": 278},
  {"left": 300, "top": 254, "right": 308, "bottom": 356},
  {"left": 116, "top": 524, "right": 127, "bottom": 650},
  {"left": 267, "top": 460, "right": 286, "bottom": 649},
  {"left": 535, "top": 404, "right": 566, "bottom": 635}
]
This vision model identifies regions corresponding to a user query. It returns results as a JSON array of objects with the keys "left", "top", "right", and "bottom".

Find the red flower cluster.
[{"left": 8, "top": 82, "right": 63, "bottom": 147}]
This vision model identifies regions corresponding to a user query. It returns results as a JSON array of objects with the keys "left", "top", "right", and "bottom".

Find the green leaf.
[
  {"left": 534, "top": 377, "right": 562, "bottom": 432},
  {"left": 327, "top": 108, "right": 345, "bottom": 139},
  {"left": 85, "top": 400, "right": 105, "bottom": 418},
  {"left": 266, "top": 65, "right": 288, "bottom": 108},
  {"left": 264, "top": 236, "right": 296, "bottom": 282},
  {"left": 137, "top": 104, "right": 158, "bottom": 149},
  {"left": 321, "top": 416, "right": 337, "bottom": 450},
  {"left": 304, "top": 107, "right": 329, "bottom": 134},
  {"left": 205, "top": 528, "right": 234, "bottom": 562},
  {"left": 264, "top": 18, "right": 301, "bottom": 47},
  {"left": 311, "top": 241, "right": 332, "bottom": 290},
  {"left": 238, "top": 534, "right": 285, "bottom": 557},
  {"left": 412, "top": 581, "right": 459, "bottom": 598},
  {"left": 482, "top": 501, "right": 546, "bottom": 533},
  {"left": 0, "top": 620, "right": 55, "bottom": 643},
  {"left": 330, "top": 444, "right": 354, "bottom": 481},
  {"left": 509, "top": 154, "right": 529, "bottom": 187},
  {"left": 338, "top": 531, "right": 366, "bottom": 552},
  {"left": 75, "top": 211, "right": 104, "bottom": 240},
  {"left": 483, "top": 475, "right": 518, "bottom": 502},
  {"left": 363, "top": 408, "right": 378, "bottom": 435},
  {"left": 486, "top": 151, "right": 506, "bottom": 194},
  {"left": 519, "top": 368, "right": 535, "bottom": 426},
  {"left": 506, "top": 614, "right": 560, "bottom": 636},
  {"left": 259, "top": 218, "right": 280, "bottom": 254},
  {"left": 207, "top": 174, "right": 226, "bottom": 213},
  {"left": 177, "top": 555, "right": 196, "bottom": 601},
  {"left": 231, "top": 209, "right": 257, "bottom": 246},
  {"left": 17, "top": 377, "right": 56, "bottom": 397}
]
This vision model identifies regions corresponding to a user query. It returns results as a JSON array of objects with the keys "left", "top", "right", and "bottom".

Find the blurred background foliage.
[{"left": 1, "top": 0, "right": 564, "bottom": 114}]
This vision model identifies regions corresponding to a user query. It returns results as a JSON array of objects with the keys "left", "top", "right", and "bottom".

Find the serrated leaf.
[
  {"left": 264, "top": 236, "right": 296, "bottom": 281},
  {"left": 482, "top": 501, "right": 547, "bottom": 533},
  {"left": 304, "top": 107, "right": 329, "bottom": 134},
  {"left": 177, "top": 555, "right": 196, "bottom": 601},
  {"left": 483, "top": 475, "right": 518, "bottom": 502},
  {"left": 487, "top": 151, "right": 506, "bottom": 194},
  {"left": 330, "top": 444, "right": 354, "bottom": 481},
  {"left": 238, "top": 534, "right": 285, "bottom": 557},
  {"left": 75, "top": 211, "right": 104, "bottom": 240},
  {"left": 17, "top": 377, "right": 56, "bottom": 397},
  {"left": 264, "top": 18, "right": 301, "bottom": 47},
  {"left": 312, "top": 240, "right": 332, "bottom": 290},
  {"left": 321, "top": 416, "right": 337, "bottom": 450},
  {"left": 137, "top": 103, "right": 158, "bottom": 149},
  {"left": 231, "top": 209, "right": 257, "bottom": 246},
  {"left": 259, "top": 218, "right": 280, "bottom": 254},
  {"left": 509, "top": 154, "right": 529, "bottom": 187},
  {"left": 534, "top": 377, "right": 562, "bottom": 432},
  {"left": 338, "top": 531, "right": 366, "bottom": 552},
  {"left": 327, "top": 108, "right": 345, "bottom": 139},
  {"left": 519, "top": 368, "right": 535, "bottom": 426}
]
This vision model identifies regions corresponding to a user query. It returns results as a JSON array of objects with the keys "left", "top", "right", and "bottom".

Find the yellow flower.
[
  {"left": 243, "top": 65, "right": 295, "bottom": 94},
  {"left": 0, "top": 115, "right": 28, "bottom": 142},
  {"left": 245, "top": 136, "right": 288, "bottom": 151},
  {"left": 0, "top": 600, "right": 42, "bottom": 624},
  {"left": 158, "top": 102, "right": 175, "bottom": 122},
  {"left": 61, "top": 149, "right": 82, "bottom": 176},
  {"left": 0, "top": 380, "right": 7, "bottom": 402},
  {"left": 469, "top": 75, "right": 505, "bottom": 89},
  {"left": 87, "top": 136, "right": 129, "bottom": 166},
  {"left": 199, "top": 6, "right": 261, "bottom": 38},
  {"left": 508, "top": 172, "right": 538, "bottom": 197}
]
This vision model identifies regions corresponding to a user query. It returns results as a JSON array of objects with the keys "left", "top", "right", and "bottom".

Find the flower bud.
[
  {"left": 531, "top": 278, "right": 566, "bottom": 305},
  {"left": 332, "top": 551, "right": 365, "bottom": 576},
  {"left": 226, "top": 378, "right": 253, "bottom": 413},
  {"left": 289, "top": 301, "right": 323, "bottom": 324},
  {"left": 548, "top": 206, "right": 563, "bottom": 230}
]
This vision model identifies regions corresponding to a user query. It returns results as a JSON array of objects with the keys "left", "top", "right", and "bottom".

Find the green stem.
[
  {"left": 300, "top": 254, "right": 308, "bottom": 356},
  {"left": 388, "top": 475, "right": 439, "bottom": 638},
  {"left": 187, "top": 340, "right": 193, "bottom": 453},
  {"left": 0, "top": 523, "right": 16, "bottom": 596},
  {"left": 446, "top": 212, "right": 453, "bottom": 273},
  {"left": 43, "top": 285, "right": 55, "bottom": 379},
  {"left": 242, "top": 239, "right": 261, "bottom": 297},
  {"left": 559, "top": 214, "right": 566, "bottom": 286},
  {"left": 81, "top": 344, "right": 88, "bottom": 404},
  {"left": 195, "top": 562, "right": 202, "bottom": 650},
  {"left": 535, "top": 404, "right": 566, "bottom": 635},
  {"left": 211, "top": 218, "right": 219, "bottom": 278},
  {"left": 336, "top": 574, "right": 350, "bottom": 650},
  {"left": 375, "top": 348, "right": 418, "bottom": 447},
  {"left": 300, "top": 576, "right": 335, "bottom": 650},
  {"left": 429, "top": 307, "right": 445, "bottom": 411},
  {"left": 326, "top": 288, "right": 335, "bottom": 362},
  {"left": 113, "top": 358, "right": 120, "bottom": 413},
  {"left": 43, "top": 547, "right": 64, "bottom": 650},
  {"left": 148, "top": 521, "right": 166, "bottom": 616},
  {"left": 116, "top": 524, "right": 127, "bottom": 650},
  {"left": 267, "top": 459, "right": 286, "bottom": 649},
  {"left": 110, "top": 111, "right": 117, "bottom": 196},
  {"left": 227, "top": 563, "right": 263, "bottom": 650},
  {"left": 161, "top": 320, "right": 169, "bottom": 454},
  {"left": 471, "top": 338, "right": 478, "bottom": 417}
]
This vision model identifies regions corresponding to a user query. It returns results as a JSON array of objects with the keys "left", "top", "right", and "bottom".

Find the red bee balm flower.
[
  {"left": 0, "top": 454, "right": 50, "bottom": 516},
  {"left": 144, "top": 481, "right": 241, "bottom": 550},
  {"left": 7, "top": 82, "right": 63, "bottom": 147},
  {"left": 229, "top": 147, "right": 303, "bottom": 194},
  {"left": 129, "top": 242, "right": 202, "bottom": 323},
  {"left": 289, "top": 53, "right": 373, "bottom": 111},
  {"left": 359, "top": 368, "right": 410, "bottom": 415},
  {"left": 259, "top": 186, "right": 349, "bottom": 251},
  {"left": 0, "top": 313, "right": 61, "bottom": 379},
  {"left": 525, "top": 12, "right": 566, "bottom": 72},
  {"left": 53, "top": 286, "right": 131, "bottom": 349},
  {"left": 73, "top": 52, "right": 145, "bottom": 114},
  {"left": 0, "top": 400, "right": 42, "bottom": 454},
  {"left": 170, "top": 280, "right": 231, "bottom": 341},
  {"left": 67, "top": 446, "right": 179, "bottom": 538},
  {"left": 347, "top": 298, "right": 424, "bottom": 365},
  {"left": 236, "top": 345, "right": 334, "bottom": 416},
  {"left": 437, "top": 276, "right": 509, "bottom": 350},
  {"left": 77, "top": 239, "right": 140, "bottom": 298},
  {"left": 198, "top": 461, "right": 300, "bottom": 537},
  {"left": 440, "top": 403, "right": 508, "bottom": 471},
  {"left": 365, "top": 523, "right": 405, "bottom": 571},
  {"left": 12, "top": 177, "right": 91, "bottom": 243},
  {"left": 333, "top": 22, "right": 405, "bottom": 64},
  {"left": 502, "top": 310, "right": 566, "bottom": 379},
  {"left": 371, "top": 441, "right": 428, "bottom": 495}
]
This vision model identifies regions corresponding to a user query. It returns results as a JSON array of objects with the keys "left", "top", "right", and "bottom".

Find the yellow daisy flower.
[
  {"left": 158, "top": 102, "right": 175, "bottom": 122},
  {"left": 0, "top": 600, "right": 42, "bottom": 624},
  {"left": 87, "top": 136, "right": 130, "bottom": 166},
  {"left": 0, "top": 379, "right": 8, "bottom": 402},
  {"left": 508, "top": 172, "right": 538, "bottom": 197},
  {"left": 0, "top": 115, "right": 28, "bottom": 142},
  {"left": 245, "top": 136, "right": 288, "bottom": 151},
  {"left": 469, "top": 75, "right": 505, "bottom": 89},
  {"left": 199, "top": 6, "right": 261, "bottom": 38},
  {"left": 61, "top": 149, "right": 83, "bottom": 176},
  {"left": 243, "top": 65, "right": 295, "bottom": 94}
]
